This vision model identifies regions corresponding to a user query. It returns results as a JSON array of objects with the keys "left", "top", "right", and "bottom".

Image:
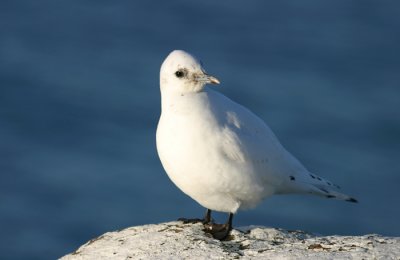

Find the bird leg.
[
  {"left": 204, "top": 208, "right": 212, "bottom": 223},
  {"left": 178, "top": 209, "right": 213, "bottom": 224},
  {"left": 203, "top": 213, "right": 233, "bottom": 241}
]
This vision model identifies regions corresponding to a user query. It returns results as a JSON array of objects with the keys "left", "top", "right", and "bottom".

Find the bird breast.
[{"left": 156, "top": 91, "right": 268, "bottom": 211}]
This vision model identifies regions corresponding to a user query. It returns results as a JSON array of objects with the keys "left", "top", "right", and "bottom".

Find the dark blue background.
[{"left": 1, "top": 1, "right": 399, "bottom": 259}]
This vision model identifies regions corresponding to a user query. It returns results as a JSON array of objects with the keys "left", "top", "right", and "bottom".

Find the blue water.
[{"left": 1, "top": 1, "right": 399, "bottom": 259}]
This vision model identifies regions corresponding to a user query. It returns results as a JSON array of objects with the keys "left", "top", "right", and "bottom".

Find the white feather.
[{"left": 156, "top": 50, "right": 357, "bottom": 214}]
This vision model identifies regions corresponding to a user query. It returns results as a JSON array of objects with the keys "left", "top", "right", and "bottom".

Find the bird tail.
[
  {"left": 279, "top": 171, "right": 358, "bottom": 203},
  {"left": 287, "top": 172, "right": 359, "bottom": 203},
  {"left": 307, "top": 172, "right": 358, "bottom": 203},
  {"left": 307, "top": 184, "right": 358, "bottom": 203}
]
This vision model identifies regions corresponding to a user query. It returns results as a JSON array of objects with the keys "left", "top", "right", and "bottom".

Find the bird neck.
[{"left": 160, "top": 88, "right": 210, "bottom": 115}]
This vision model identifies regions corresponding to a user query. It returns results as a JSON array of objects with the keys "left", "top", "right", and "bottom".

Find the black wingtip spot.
[
  {"left": 346, "top": 198, "right": 358, "bottom": 203},
  {"left": 310, "top": 174, "right": 316, "bottom": 179},
  {"left": 319, "top": 188, "right": 329, "bottom": 194},
  {"left": 289, "top": 176, "right": 295, "bottom": 181},
  {"left": 326, "top": 195, "right": 336, "bottom": 199}
]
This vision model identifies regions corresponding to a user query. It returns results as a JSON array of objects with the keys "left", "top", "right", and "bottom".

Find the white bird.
[{"left": 156, "top": 50, "right": 357, "bottom": 240}]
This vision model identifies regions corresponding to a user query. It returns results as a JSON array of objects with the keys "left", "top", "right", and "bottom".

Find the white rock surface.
[{"left": 61, "top": 221, "right": 400, "bottom": 260}]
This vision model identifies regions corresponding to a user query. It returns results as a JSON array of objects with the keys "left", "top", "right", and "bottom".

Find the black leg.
[
  {"left": 204, "top": 213, "right": 234, "bottom": 241},
  {"left": 204, "top": 209, "right": 212, "bottom": 224},
  {"left": 178, "top": 208, "right": 213, "bottom": 224},
  {"left": 227, "top": 212, "right": 233, "bottom": 230}
]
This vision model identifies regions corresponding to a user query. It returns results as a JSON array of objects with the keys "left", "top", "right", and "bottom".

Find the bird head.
[{"left": 160, "top": 50, "right": 220, "bottom": 93}]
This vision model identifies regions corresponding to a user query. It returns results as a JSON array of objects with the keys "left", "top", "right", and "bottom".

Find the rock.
[{"left": 61, "top": 221, "right": 400, "bottom": 259}]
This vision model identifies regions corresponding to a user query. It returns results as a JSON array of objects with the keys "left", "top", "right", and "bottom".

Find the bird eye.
[{"left": 175, "top": 70, "right": 185, "bottom": 78}]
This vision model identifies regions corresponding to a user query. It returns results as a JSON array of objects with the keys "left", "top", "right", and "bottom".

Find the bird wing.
[{"left": 209, "top": 89, "right": 357, "bottom": 203}]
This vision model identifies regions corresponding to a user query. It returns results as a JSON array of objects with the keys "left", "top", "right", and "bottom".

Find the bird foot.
[
  {"left": 203, "top": 223, "right": 232, "bottom": 241},
  {"left": 178, "top": 217, "right": 212, "bottom": 225}
]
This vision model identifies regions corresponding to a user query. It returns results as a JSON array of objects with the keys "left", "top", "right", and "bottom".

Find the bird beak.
[{"left": 195, "top": 73, "right": 220, "bottom": 85}]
